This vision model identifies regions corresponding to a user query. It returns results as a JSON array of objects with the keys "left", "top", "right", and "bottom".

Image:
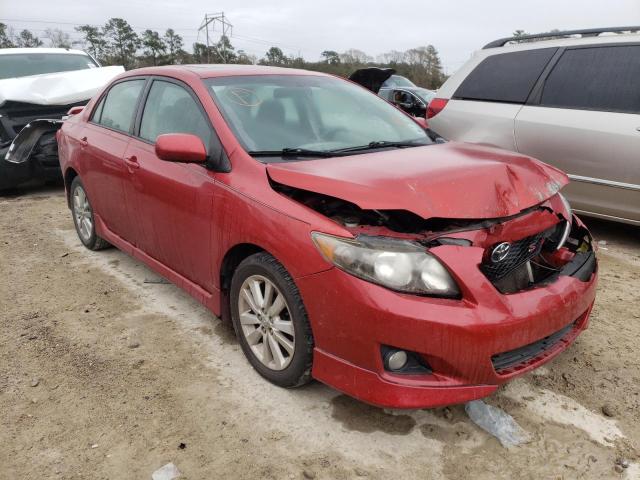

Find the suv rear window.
[
  {"left": 454, "top": 48, "right": 557, "bottom": 103},
  {"left": 540, "top": 45, "right": 640, "bottom": 113}
]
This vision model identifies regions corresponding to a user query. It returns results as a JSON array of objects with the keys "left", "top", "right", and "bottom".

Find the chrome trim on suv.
[{"left": 568, "top": 174, "right": 640, "bottom": 192}]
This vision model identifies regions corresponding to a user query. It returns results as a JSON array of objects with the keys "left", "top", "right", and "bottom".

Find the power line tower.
[{"left": 198, "top": 12, "right": 233, "bottom": 63}]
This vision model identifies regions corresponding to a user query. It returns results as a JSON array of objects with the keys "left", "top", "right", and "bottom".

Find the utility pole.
[{"left": 198, "top": 12, "right": 233, "bottom": 63}]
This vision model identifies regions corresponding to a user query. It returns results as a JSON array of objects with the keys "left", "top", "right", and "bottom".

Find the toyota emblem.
[{"left": 491, "top": 242, "right": 511, "bottom": 263}]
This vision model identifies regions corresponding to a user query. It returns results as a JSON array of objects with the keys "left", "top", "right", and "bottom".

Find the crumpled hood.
[
  {"left": 267, "top": 142, "right": 568, "bottom": 220},
  {"left": 0, "top": 66, "right": 124, "bottom": 107}
]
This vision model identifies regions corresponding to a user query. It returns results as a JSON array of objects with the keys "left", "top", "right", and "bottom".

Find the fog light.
[{"left": 386, "top": 350, "right": 408, "bottom": 371}]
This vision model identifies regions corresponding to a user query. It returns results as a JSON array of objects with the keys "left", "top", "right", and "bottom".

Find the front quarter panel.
[{"left": 210, "top": 175, "right": 333, "bottom": 283}]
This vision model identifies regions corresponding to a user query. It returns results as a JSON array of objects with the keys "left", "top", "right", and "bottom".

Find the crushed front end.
[
  {"left": 0, "top": 101, "right": 84, "bottom": 190},
  {"left": 282, "top": 185, "right": 597, "bottom": 408}
]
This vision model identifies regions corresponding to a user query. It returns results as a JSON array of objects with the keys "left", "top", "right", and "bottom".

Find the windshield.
[
  {"left": 0, "top": 53, "right": 98, "bottom": 80},
  {"left": 206, "top": 75, "right": 431, "bottom": 156},
  {"left": 382, "top": 75, "right": 417, "bottom": 89}
]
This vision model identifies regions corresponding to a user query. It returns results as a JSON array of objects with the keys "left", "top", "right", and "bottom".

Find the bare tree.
[
  {"left": 339, "top": 48, "right": 372, "bottom": 65},
  {"left": 45, "top": 28, "right": 72, "bottom": 48}
]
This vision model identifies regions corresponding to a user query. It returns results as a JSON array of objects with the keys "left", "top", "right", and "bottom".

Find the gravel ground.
[{"left": 1, "top": 187, "right": 639, "bottom": 480}]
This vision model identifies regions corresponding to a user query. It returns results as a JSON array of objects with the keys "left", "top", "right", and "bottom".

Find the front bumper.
[{"left": 297, "top": 243, "right": 597, "bottom": 409}]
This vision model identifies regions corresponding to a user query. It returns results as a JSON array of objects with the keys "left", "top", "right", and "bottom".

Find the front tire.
[
  {"left": 70, "top": 176, "right": 110, "bottom": 251},
  {"left": 230, "top": 252, "right": 313, "bottom": 388}
]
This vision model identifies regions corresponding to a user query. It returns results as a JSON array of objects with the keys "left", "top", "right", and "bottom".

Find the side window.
[
  {"left": 97, "top": 80, "right": 145, "bottom": 133},
  {"left": 378, "top": 89, "right": 392, "bottom": 101},
  {"left": 139, "top": 80, "right": 212, "bottom": 150},
  {"left": 454, "top": 48, "right": 557, "bottom": 103},
  {"left": 541, "top": 46, "right": 640, "bottom": 113},
  {"left": 90, "top": 96, "right": 105, "bottom": 123},
  {"left": 411, "top": 93, "right": 424, "bottom": 107}
]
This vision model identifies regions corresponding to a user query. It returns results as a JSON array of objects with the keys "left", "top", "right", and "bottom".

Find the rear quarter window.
[
  {"left": 454, "top": 48, "right": 557, "bottom": 103},
  {"left": 540, "top": 45, "right": 640, "bottom": 113},
  {"left": 95, "top": 80, "right": 145, "bottom": 133}
]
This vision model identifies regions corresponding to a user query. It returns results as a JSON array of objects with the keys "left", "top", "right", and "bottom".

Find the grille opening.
[{"left": 480, "top": 220, "right": 594, "bottom": 294}]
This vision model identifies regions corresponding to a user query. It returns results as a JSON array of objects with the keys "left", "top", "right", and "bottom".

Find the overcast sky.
[{"left": 2, "top": 0, "right": 639, "bottom": 73}]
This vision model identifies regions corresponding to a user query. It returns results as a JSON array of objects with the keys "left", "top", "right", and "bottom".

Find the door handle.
[
  {"left": 124, "top": 155, "right": 139, "bottom": 170},
  {"left": 79, "top": 136, "right": 88, "bottom": 147}
]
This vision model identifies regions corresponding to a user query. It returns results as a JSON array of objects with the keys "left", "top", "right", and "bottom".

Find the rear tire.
[
  {"left": 70, "top": 176, "right": 110, "bottom": 251},
  {"left": 230, "top": 252, "right": 314, "bottom": 388}
]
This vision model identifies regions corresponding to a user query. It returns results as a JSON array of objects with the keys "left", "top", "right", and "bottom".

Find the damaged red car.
[{"left": 57, "top": 65, "right": 597, "bottom": 408}]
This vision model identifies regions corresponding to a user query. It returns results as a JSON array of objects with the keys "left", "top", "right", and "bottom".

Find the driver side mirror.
[{"left": 155, "top": 133, "right": 207, "bottom": 163}]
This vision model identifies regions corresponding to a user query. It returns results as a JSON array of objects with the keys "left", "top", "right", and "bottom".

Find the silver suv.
[{"left": 428, "top": 27, "right": 640, "bottom": 226}]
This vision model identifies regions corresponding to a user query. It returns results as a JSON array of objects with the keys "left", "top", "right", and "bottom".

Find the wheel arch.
[
  {"left": 218, "top": 243, "right": 267, "bottom": 322},
  {"left": 63, "top": 167, "right": 79, "bottom": 208}
]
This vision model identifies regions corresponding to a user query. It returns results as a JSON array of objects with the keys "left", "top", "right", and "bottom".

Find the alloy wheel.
[
  {"left": 73, "top": 185, "right": 93, "bottom": 243},
  {"left": 237, "top": 274, "right": 295, "bottom": 371}
]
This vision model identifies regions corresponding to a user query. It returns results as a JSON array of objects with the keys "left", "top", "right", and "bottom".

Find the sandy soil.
[{"left": 1, "top": 187, "right": 638, "bottom": 480}]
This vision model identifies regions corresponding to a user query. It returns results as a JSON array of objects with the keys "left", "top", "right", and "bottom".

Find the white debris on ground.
[
  {"left": 151, "top": 462, "right": 181, "bottom": 480},
  {"left": 464, "top": 400, "right": 531, "bottom": 448}
]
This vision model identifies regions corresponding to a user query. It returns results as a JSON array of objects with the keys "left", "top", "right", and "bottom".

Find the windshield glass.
[
  {"left": 0, "top": 53, "right": 98, "bottom": 80},
  {"left": 382, "top": 75, "right": 417, "bottom": 89},
  {"left": 206, "top": 75, "right": 431, "bottom": 155}
]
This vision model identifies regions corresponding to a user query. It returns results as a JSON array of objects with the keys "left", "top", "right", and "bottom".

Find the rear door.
[
  {"left": 432, "top": 48, "right": 558, "bottom": 149},
  {"left": 122, "top": 77, "right": 220, "bottom": 290},
  {"left": 515, "top": 45, "right": 640, "bottom": 223},
  {"left": 82, "top": 78, "right": 146, "bottom": 237}
]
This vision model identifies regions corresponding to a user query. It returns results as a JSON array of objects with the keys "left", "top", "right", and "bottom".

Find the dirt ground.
[{"left": 1, "top": 186, "right": 639, "bottom": 480}]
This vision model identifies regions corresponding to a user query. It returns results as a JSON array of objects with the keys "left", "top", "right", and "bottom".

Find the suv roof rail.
[{"left": 483, "top": 26, "right": 640, "bottom": 49}]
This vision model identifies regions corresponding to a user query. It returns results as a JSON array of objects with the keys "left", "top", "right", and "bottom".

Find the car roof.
[
  {"left": 123, "top": 64, "right": 332, "bottom": 79},
  {"left": 0, "top": 47, "right": 91, "bottom": 56},
  {"left": 481, "top": 31, "right": 640, "bottom": 55},
  {"left": 436, "top": 28, "right": 640, "bottom": 99}
]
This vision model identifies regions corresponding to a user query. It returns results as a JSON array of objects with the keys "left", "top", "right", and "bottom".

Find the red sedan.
[{"left": 57, "top": 65, "right": 597, "bottom": 408}]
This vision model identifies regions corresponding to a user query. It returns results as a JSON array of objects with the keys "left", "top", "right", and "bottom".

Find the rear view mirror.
[{"left": 155, "top": 133, "right": 207, "bottom": 163}]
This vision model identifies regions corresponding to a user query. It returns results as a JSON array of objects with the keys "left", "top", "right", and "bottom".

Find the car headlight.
[
  {"left": 311, "top": 232, "right": 460, "bottom": 297},
  {"left": 556, "top": 193, "right": 572, "bottom": 250}
]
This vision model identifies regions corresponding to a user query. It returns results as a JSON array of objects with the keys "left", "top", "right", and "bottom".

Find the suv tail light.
[{"left": 427, "top": 98, "right": 448, "bottom": 119}]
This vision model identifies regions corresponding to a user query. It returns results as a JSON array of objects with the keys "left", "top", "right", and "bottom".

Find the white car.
[
  {"left": 0, "top": 48, "right": 123, "bottom": 190},
  {"left": 428, "top": 27, "right": 640, "bottom": 226}
]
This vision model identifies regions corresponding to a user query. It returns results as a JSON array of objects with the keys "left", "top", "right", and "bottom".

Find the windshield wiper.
[
  {"left": 248, "top": 147, "right": 334, "bottom": 158},
  {"left": 330, "top": 140, "right": 426, "bottom": 153}
]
